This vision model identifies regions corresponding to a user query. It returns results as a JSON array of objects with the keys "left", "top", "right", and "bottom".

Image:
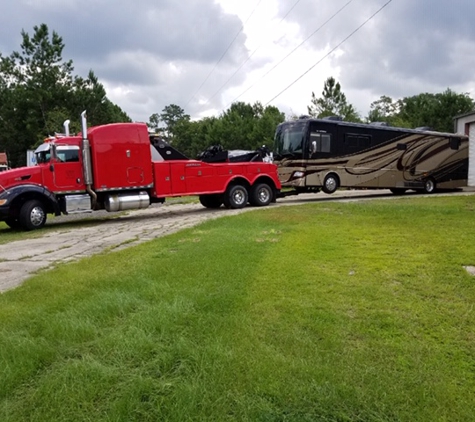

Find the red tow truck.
[{"left": 0, "top": 112, "right": 281, "bottom": 230}]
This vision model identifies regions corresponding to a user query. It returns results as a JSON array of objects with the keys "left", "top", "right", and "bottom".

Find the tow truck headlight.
[{"left": 0, "top": 199, "right": 7, "bottom": 206}]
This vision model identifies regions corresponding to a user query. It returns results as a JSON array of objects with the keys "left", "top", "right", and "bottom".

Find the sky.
[{"left": 1, "top": 0, "right": 475, "bottom": 124}]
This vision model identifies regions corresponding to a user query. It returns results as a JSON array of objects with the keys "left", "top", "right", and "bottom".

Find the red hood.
[{"left": 0, "top": 166, "right": 44, "bottom": 191}]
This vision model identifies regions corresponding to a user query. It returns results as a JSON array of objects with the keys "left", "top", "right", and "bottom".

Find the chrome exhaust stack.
[
  {"left": 63, "top": 120, "right": 70, "bottom": 137},
  {"left": 80, "top": 111, "right": 97, "bottom": 208}
]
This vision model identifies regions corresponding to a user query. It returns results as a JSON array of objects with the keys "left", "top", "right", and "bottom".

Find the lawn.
[{"left": 1, "top": 196, "right": 475, "bottom": 421}]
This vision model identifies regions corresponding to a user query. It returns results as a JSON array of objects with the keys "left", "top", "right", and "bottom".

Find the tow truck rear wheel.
[
  {"left": 223, "top": 184, "right": 248, "bottom": 209},
  {"left": 199, "top": 194, "right": 223, "bottom": 208},
  {"left": 19, "top": 200, "right": 47, "bottom": 231},
  {"left": 249, "top": 183, "right": 272, "bottom": 206}
]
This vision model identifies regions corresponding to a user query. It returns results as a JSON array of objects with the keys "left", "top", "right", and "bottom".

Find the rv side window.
[
  {"left": 346, "top": 134, "right": 371, "bottom": 149},
  {"left": 310, "top": 132, "right": 331, "bottom": 153}
]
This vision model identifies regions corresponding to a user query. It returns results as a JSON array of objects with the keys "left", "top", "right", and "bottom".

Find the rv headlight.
[
  {"left": 0, "top": 199, "right": 7, "bottom": 206},
  {"left": 293, "top": 171, "right": 305, "bottom": 178}
]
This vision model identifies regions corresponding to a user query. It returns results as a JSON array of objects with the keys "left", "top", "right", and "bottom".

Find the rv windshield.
[{"left": 274, "top": 121, "right": 306, "bottom": 158}]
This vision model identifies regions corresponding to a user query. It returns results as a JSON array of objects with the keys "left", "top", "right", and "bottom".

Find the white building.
[{"left": 454, "top": 111, "right": 475, "bottom": 187}]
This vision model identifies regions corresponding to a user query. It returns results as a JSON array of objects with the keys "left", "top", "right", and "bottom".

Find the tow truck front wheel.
[
  {"left": 19, "top": 200, "right": 47, "bottom": 230},
  {"left": 5, "top": 217, "right": 22, "bottom": 230},
  {"left": 224, "top": 184, "right": 248, "bottom": 209}
]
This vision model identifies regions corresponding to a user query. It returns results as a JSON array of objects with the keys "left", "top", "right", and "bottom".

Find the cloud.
[{"left": 1, "top": 0, "right": 475, "bottom": 123}]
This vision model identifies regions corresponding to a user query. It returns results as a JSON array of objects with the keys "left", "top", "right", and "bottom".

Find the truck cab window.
[{"left": 56, "top": 146, "right": 80, "bottom": 162}]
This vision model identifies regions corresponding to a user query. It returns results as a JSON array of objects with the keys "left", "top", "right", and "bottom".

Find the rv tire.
[
  {"left": 322, "top": 174, "right": 339, "bottom": 194},
  {"left": 423, "top": 178, "right": 436, "bottom": 194}
]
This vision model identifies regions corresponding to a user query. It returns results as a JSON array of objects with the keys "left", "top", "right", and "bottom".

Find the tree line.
[{"left": 1, "top": 24, "right": 474, "bottom": 167}]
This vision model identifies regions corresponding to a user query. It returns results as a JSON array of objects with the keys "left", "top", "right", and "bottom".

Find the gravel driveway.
[{"left": 1, "top": 189, "right": 473, "bottom": 292}]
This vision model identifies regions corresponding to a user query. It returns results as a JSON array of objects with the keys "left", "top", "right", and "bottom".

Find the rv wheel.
[
  {"left": 423, "top": 178, "right": 436, "bottom": 194},
  {"left": 322, "top": 174, "right": 339, "bottom": 194}
]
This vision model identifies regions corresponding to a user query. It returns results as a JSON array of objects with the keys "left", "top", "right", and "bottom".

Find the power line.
[
  {"left": 225, "top": 0, "right": 357, "bottom": 108},
  {"left": 204, "top": 0, "right": 303, "bottom": 106},
  {"left": 264, "top": 0, "right": 393, "bottom": 106},
  {"left": 184, "top": 0, "right": 264, "bottom": 109}
]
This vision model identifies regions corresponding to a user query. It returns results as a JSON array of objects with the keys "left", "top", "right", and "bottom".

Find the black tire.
[
  {"left": 5, "top": 217, "right": 21, "bottom": 230},
  {"left": 199, "top": 194, "right": 223, "bottom": 208},
  {"left": 322, "top": 174, "right": 339, "bottom": 194},
  {"left": 19, "top": 200, "right": 47, "bottom": 231},
  {"left": 389, "top": 188, "right": 407, "bottom": 195},
  {"left": 223, "top": 184, "right": 248, "bottom": 209},
  {"left": 249, "top": 183, "right": 272, "bottom": 207},
  {"left": 423, "top": 178, "right": 436, "bottom": 194}
]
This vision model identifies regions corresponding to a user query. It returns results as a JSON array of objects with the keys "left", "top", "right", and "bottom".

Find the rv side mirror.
[
  {"left": 310, "top": 140, "right": 317, "bottom": 154},
  {"left": 449, "top": 138, "right": 460, "bottom": 150},
  {"left": 397, "top": 143, "right": 407, "bottom": 151}
]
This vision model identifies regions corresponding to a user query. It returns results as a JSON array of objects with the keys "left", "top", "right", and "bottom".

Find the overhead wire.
[
  {"left": 264, "top": 0, "right": 393, "bottom": 106},
  {"left": 184, "top": 0, "right": 264, "bottom": 109},
  {"left": 224, "top": 0, "right": 357, "bottom": 109},
  {"left": 203, "top": 0, "right": 303, "bottom": 106}
]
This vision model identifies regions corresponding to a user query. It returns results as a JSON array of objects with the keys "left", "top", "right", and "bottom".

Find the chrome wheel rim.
[
  {"left": 325, "top": 177, "right": 336, "bottom": 192},
  {"left": 233, "top": 189, "right": 246, "bottom": 205},
  {"left": 30, "top": 206, "right": 45, "bottom": 226},
  {"left": 257, "top": 187, "right": 270, "bottom": 203}
]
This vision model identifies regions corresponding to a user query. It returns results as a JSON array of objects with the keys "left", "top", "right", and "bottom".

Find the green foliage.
[
  {"left": 398, "top": 89, "right": 474, "bottom": 132},
  {"left": 162, "top": 101, "right": 284, "bottom": 158},
  {"left": 0, "top": 24, "right": 130, "bottom": 167},
  {"left": 367, "top": 90, "right": 475, "bottom": 132},
  {"left": 1, "top": 196, "right": 475, "bottom": 421},
  {"left": 308, "top": 76, "right": 361, "bottom": 122}
]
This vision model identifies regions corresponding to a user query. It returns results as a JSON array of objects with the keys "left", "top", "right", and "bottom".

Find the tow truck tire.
[
  {"left": 199, "top": 194, "right": 223, "bottom": 208},
  {"left": 322, "top": 173, "right": 339, "bottom": 194},
  {"left": 5, "top": 217, "right": 21, "bottom": 230},
  {"left": 223, "top": 184, "right": 248, "bottom": 209},
  {"left": 19, "top": 200, "right": 47, "bottom": 231},
  {"left": 249, "top": 183, "right": 272, "bottom": 206}
]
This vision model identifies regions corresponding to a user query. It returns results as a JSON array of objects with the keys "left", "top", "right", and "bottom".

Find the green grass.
[{"left": 1, "top": 196, "right": 475, "bottom": 421}]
